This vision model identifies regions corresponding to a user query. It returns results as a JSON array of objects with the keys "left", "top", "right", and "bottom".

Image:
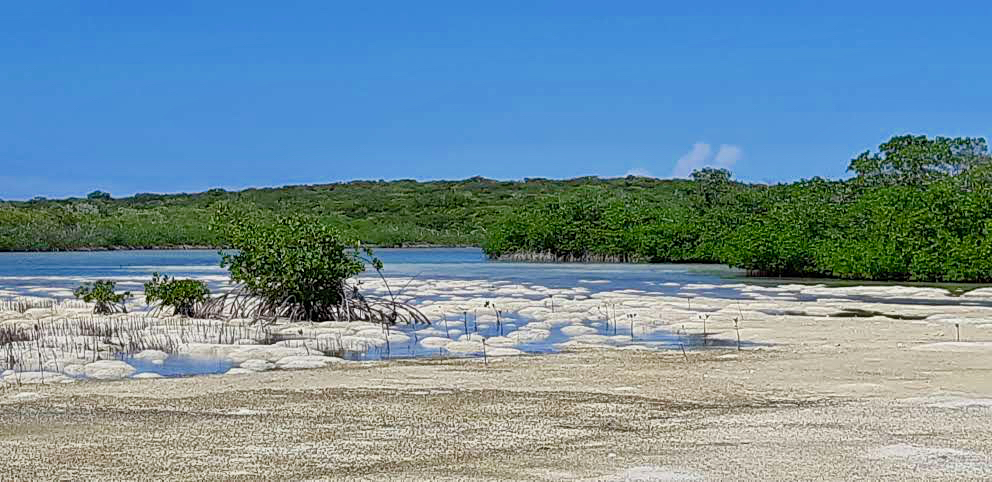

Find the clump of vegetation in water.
[
  {"left": 73, "top": 280, "right": 131, "bottom": 314},
  {"left": 210, "top": 209, "right": 427, "bottom": 324},
  {"left": 143, "top": 272, "right": 211, "bottom": 317},
  {"left": 484, "top": 135, "right": 992, "bottom": 282},
  {"left": 481, "top": 169, "right": 751, "bottom": 264}
]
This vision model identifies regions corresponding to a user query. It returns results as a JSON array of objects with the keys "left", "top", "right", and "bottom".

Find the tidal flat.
[{"left": 2, "top": 251, "right": 992, "bottom": 479}]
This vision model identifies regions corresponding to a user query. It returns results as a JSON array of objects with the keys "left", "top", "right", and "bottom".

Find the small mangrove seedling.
[
  {"left": 485, "top": 301, "right": 503, "bottom": 336},
  {"left": 383, "top": 323, "right": 392, "bottom": 356},
  {"left": 481, "top": 338, "right": 488, "bottom": 365},
  {"left": 598, "top": 304, "right": 609, "bottom": 333},
  {"left": 73, "top": 280, "right": 131, "bottom": 315},
  {"left": 733, "top": 317, "right": 742, "bottom": 352},
  {"left": 611, "top": 303, "right": 619, "bottom": 336},
  {"left": 676, "top": 325, "right": 690, "bottom": 362},
  {"left": 699, "top": 313, "right": 710, "bottom": 337},
  {"left": 956, "top": 323, "right": 961, "bottom": 342},
  {"left": 144, "top": 272, "right": 210, "bottom": 317},
  {"left": 734, "top": 301, "right": 746, "bottom": 351},
  {"left": 627, "top": 313, "right": 636, "bottom": 341}
]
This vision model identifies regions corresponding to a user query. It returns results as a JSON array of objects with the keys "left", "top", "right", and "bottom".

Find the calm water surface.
[
  {"left": 0, "top": 248, "right": 745, "bottom": 297},
  {"left": 0, "top": 248, "right": 985, "bottom": 306}
]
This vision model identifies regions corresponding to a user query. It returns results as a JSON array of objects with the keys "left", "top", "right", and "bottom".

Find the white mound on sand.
[
  {"left": 274, "top": 355, "right": 344, "bottom": 370},
  {"left": 445, "top": 341, "right": 483, "bottom": 354},
  {"left": 132, "top": 372, "right": 163, "bottom": 379},
  {"left": 926, "top": 398, "right": 992, "bottom": 409},
  {"left": 912, "top": 342, "right": 992, "bottom": 353},
  {"left": 962, "top": 288, "right": 992, "bottom": 299},
  {"left": 419, "top": 336, "right": 451, "bottom": 349},
  {"left": 561, "top": 325, "right": 598, "bottom": 336},
  {"left": 869, "top": 444, "right": 980, "bottom": 462},
  {"left": 2, "top": 371, "right": 73, "bottom": 385},
  {"left": 227, "top": 408, "right": 263, "bottom": 416},
  {"left": 83, "top": 360, "right": 136, "bottom": 380},
  {"left": 239, "top": 359, "right": 275, "bottom": 372},
  {"left": 600, "top": 465, "right": 703, "bottom": 481},
  {"left": 6, "top": 391, "right": 44, "bottom": 401},
  {"left": 506, "top": 329, "right": 551, "bottom": 344},
  {"left": 481, "top": 336, "right": 516, "bottom": 347},
  {"left": 484, "top": 347, "right": 524, "bottom": 357},
  {"left": 132, "top": 350, "right": 169, "bottom": 364},
  {"left": 901, "top": 394, "right": 992, "bottom": 409},
  {"left": 224, "top": 345, "right": 310, "bottom": 363}
]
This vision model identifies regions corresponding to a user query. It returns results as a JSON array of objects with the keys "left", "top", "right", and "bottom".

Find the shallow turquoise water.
[
  {"left": 120, "top": 355, "right": 235, "bottom": 378},
  {"left": 0, "top": 248, "right": 747, "bottom": 299},
  {"left": 1, "top": 248, "right": 986, "bottom": 307}
]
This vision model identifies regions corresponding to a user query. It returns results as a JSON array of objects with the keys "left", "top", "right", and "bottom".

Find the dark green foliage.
[
  {"left": 815, "top": 183, "right": 992, "bottom": 282},
  {"left": 144, "top": 273, "right": 211, "bottom": 317},
  {"left": 848, "top": 135, "right": 991, "bottom": 187},
  {"left": 87, "top": 190, "right": 112, "bottom": 200},
  {"left": 0, "top": 177, "right": 692, "bottom": 251},
  {"left": 73, "top": 280, "right": 131, "bottom": 314},
  {"left": 718, "top": 179, "right": 843, "bottom": 277},
  {"left": 216, "top": 212, "right": 381, "bottom": 321},
  {"left": 691, "top": 167, "right": 735, "bottom": 210},
  {"left": 483, "top": 170, "right": 750, "bottom": 264},
  {"left": 485, "top": 135, "right": 992, "bottom": 282}
]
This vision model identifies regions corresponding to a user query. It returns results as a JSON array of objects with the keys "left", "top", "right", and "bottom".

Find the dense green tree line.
[
  {"left": 483, "top": 135, "right": 992, "bottom": 282},
  {"left": 4, "top": 134, "right": 991, "bottom": 282},
  {"left": 0, "top": 177, "right": 689, "bottom": 251}
]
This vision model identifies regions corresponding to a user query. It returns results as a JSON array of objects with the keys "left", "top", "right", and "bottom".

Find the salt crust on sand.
[
  {"left": 912, "top": 342, "right": 992, "bottom": 353},
  {"left": 82, "top": 360, "right": 136, "bottom": 380},
  {"left": 5, "top": 275, "right": 992, "bottom": 383}
]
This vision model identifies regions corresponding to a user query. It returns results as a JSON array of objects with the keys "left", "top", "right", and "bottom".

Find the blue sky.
[{"left": 2, "top": 1, "right": 990, "bottom": 199}]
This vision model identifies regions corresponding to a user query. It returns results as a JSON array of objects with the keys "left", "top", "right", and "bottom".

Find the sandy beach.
[{"left": 2, "top": 279, "right": 992, "bottom": 480}]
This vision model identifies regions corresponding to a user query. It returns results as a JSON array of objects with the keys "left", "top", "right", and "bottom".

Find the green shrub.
[
  {"left": 73, "top": 280, "right": 131, "bottom": 314},
  {"left": 217, "top": 213, "right": 382, "bottom": 321},
  {"left": 144, "top": 273, "right": 211, "bottom": 317}
]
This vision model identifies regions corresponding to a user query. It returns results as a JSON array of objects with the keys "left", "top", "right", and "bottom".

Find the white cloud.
[
  {"left": 669, "top": 142, "right": 741, "bottom": 178},
  {"left": 670, "top": 142, "right": 714, "bottom": 178},
  {"left": 625, "top": 143, "right": 742, "bottom": 180},
  {"left": 713, "top": 144, "right": 742, "bottom": 169}
]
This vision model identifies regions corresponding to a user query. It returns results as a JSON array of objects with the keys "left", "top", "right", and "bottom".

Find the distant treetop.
[
  {"left": 86, "top": 190, "right": 112, "bottom": 200},
  {"left": 848, "top": 135, "right": 990, "bottom": 187}
]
